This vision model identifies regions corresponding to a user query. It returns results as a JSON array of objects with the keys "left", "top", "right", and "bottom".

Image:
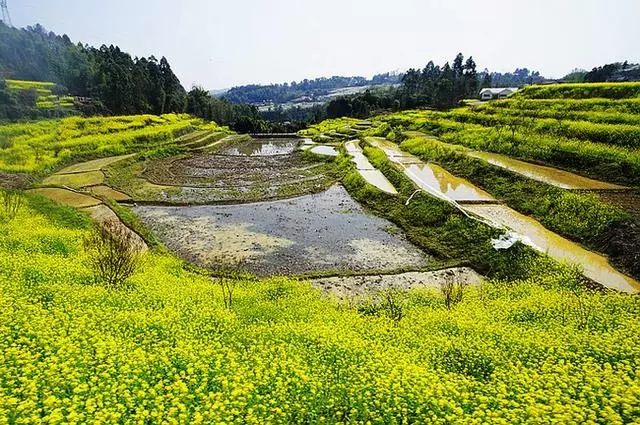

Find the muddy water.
[
  {"left": 367, "top": 138, "right": 494, "bottom": 202},
  {"left": 133, "top": 185, "right": 428, "bottom": 275},
  {"left": 310, "top": 146, "right": 339, "bottom": 156},
  {"left": 218, "top": 138, "right": 299, "bottom": 156},
  {"left": 405, "top": 163, "right": 494, "bottom": 202},
  {"left": 345, "top": 141, "right": 375, "bottom": 169},
  {"left": 345, "top": 141, "right": 398, "bottom": 194},
  {"left": 465, "top": 205, "right": 639, "bottom": 293},
  {"left": 468, "top": 151, "right": 626, "bottom": 190},
  {"left": 404, "top": 130, "right": 625, "bottom": 190}
]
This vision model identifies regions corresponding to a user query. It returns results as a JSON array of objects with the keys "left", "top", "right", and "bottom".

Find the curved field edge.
[
  {"left": 1, "top": 190, "right": 639, "bottom": 423},
  {"left": 392, "top": 135, "right": 640, "bottom": 280}
]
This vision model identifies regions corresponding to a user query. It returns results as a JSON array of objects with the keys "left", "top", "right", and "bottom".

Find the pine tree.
[{"left": 463, "top": 56, "right": 478, "bottom": 98}]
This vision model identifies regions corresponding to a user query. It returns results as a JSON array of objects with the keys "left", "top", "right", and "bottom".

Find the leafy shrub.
[
  {"left": 1, "top": 189, "right": 23, "bottom": 221},
  {"left": 83, "top": 221, "right": 144, "bottom": 288},
  {"left": 440, "top": 269, "right": 467, "bottom": 310},
  {"left": 379, "top": 287, "right": 408, "bottom": 323}
]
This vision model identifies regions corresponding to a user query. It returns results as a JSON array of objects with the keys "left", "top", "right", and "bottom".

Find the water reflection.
[
  {"left": 219, "top": 138, "right": 299, "bottom": 156},
  {"left": 466, "top": 204, "right": 639, "bottom": 293}
]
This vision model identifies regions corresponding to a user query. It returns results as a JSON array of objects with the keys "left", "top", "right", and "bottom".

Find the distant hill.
[{"left": 220, "top": 73, "right": 402, "bottom": 107}]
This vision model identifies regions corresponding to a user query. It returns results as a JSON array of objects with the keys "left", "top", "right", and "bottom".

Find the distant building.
[{"left": 479, "top": 87, "right": 518, "bottom": 101}]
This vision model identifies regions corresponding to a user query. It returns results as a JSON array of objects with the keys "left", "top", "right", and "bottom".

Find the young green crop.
[
  {"left": 476, "top": 100, "right": 640, "bottom": 123},
  {"left": 298, "top": 117, "right": 360, "bottom": 138},
  {"left": 447, "top": 108, "right": 640, "bottom": 148}
]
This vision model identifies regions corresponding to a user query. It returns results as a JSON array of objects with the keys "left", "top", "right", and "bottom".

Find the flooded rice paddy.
[
  {"left": 465, "top": 204, "right": 639, "bottom": 293},
  {"left": 310, "top": 145, "right": 339, "bottom": 156},
  {"left": 127, "top": 138, "right": 335, "bottom": 204},
  {"left": 403, "top": 163, "right": 494, "bottom": 202},
  {"left": 468, "top": 151, "right": 626, "bottom": 190},
  {"left": 217, "top": 138, "right": 299, "bottom": 156},
  {"left": 367, "top": 137, "right": 494, "bottom": 202},
  {"left": 133, "top": 185, "right": 429, "bottom": 276},
  {"left": 345, "top": 141, "right": 398, "bottom": 194}
]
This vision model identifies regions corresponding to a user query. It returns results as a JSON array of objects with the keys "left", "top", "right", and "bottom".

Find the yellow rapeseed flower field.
[{"left": 0, "top": 193, "right": 638, "bottom": 424}]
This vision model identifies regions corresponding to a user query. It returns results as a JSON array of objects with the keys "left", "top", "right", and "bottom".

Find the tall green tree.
[{"left": 463, "top": 56, "right": 478, "bottom": 97}]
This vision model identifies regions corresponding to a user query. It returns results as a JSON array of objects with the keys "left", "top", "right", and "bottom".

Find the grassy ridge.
[
  {"left": 0, "top": 114, "right": 230, "bottom": 175},
  {"left": 1, "top": 188, "right": 639, "bottom": 423},
  {"left": 516, "top": 82, "right": 640, "bottom": 99},
  {"left": 5, "top": 79, "right": 75, "bottom": 110},
  {"left": 446, "top": 108, "right": 640, "bottom": 148},
  {"left": 474, "top": 102, "right": 640, "bottom": 125},
  {"left": 383, "top": 111, "right": 640, "bottom": 186},
  {"left": 487, "top": 97, "right": 640, "bottom": 114},
  {"left": 397, "top": 136, "right": 639, "bottom": 279}
]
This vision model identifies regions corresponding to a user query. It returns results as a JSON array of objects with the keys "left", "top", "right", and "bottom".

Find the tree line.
[
  {"left": 0, "top": 23, "right": 187, "bottom": 116},
  {"left": 0, "top": 22, "right": 279, "bottom": 131},
  {"left": 222, "top": 73, "right": 401, "bottom": 105}
]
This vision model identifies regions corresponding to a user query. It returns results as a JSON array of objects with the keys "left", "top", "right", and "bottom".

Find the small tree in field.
[
  {"left": 379, "top": 287, "right": 408, "bottom": 324},
  {"left": 2, "top": 189, "right": 23, "bottom": 221},
  {"left": 440, "top": 270, "right": 467, "bottom": 310},
  {"left": 83, "top": 221, "right": 144, "bottom": 288}
]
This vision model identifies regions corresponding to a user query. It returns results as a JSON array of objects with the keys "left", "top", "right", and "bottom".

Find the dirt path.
[{"left": 311, "top": 267, "right": 483, "bottom": 299}]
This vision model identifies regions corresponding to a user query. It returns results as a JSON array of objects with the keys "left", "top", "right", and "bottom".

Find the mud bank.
[{"left": 311, "top": 267, "right": 483, "bottom": 298}]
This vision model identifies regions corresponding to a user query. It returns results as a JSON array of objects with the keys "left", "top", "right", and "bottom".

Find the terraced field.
[
  {"left": 5, "top": 79, "right": 75, "bottom": 110},
  {"left": 350, "top": 82, "right": 640, "bottom": 286},
  {"left": 2, "top": 84, "right": 640, "bottom": 423},
  {"left": 107, "top": 136, "right": 337, "bottom": 204}
]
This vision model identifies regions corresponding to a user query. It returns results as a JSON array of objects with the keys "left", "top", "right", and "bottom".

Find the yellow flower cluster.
[
  {"left": 0, "top": 196, "right": 639, "bottom": 424},
  {"left": 298, "top": 117, "right": 361, "bottom": 138}
]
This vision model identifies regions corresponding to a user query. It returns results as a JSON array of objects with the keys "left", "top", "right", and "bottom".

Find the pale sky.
[{"left": 9, "top": 0, "right": 640, "bottom": 89}]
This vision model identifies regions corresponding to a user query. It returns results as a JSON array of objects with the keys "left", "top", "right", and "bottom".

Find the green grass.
[
  {"left": 5, "top": 79, "right": 75, "bottom": 111},
  {"left": 446, "top": 108, "right": 640, "bottom": 148},
  {"left": 516, "top": 82, "right": 640, "bottom": 99}
]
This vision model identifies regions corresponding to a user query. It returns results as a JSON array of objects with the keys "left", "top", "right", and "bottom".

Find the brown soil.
[
  {"left": 143, "top": 152, "right": 326, "bottom": 188},
  {"left": 589, "top": 189, "right": 640, "bottom": 218},
  {"left": 0, "top": 171, "right": 34, "bottom": 190}
]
